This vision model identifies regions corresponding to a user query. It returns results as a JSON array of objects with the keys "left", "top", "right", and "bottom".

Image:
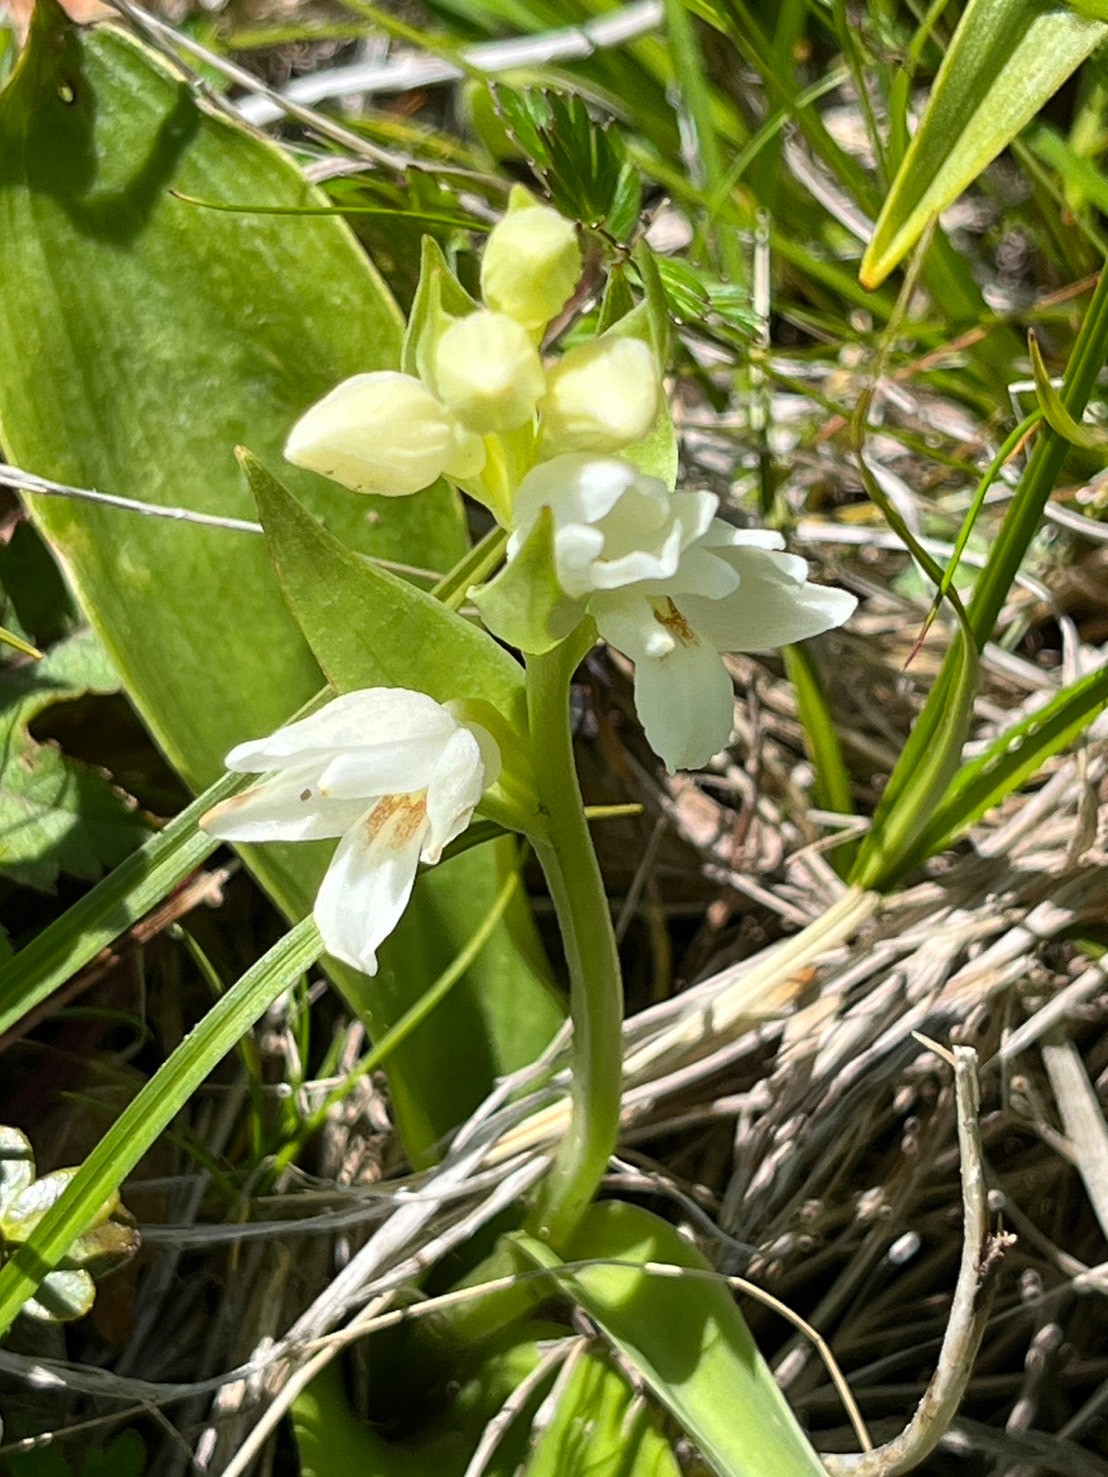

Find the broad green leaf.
[
  {"left": 524, "top": 1345, "right": 680, "bottom": 1477},
  {"left": 861, "top": 0, "right": 1107, "bottom": 288},
  {"left": 0, "top": 916, "right": 323, "bottom": 1335},
  {"left": 0, "top": 628, "right": 149, "bottom": 890},
  {"left": 0, "top": 3, "right": 557, "bottom": 1154},
  {"left": 472, "top": 506, "right": 584, "bottom": 656},
  {"left": 243, "top": 453, "right": 563, "bottom": 1152},
  {"left": 515, "top": 1202, "right": 827, "bottom": 1477}
]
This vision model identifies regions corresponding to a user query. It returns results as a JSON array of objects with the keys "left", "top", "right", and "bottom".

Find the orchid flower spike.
[
  {"left": 510, "top": 456, "right": 857, "bottom": 772},
  {"left": 200, "top": 690, "right": 499, "bottom": 975}
]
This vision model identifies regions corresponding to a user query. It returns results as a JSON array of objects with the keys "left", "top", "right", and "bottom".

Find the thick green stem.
[{"left": 524, "top": 640, "right": 623, "bottom": 1249}]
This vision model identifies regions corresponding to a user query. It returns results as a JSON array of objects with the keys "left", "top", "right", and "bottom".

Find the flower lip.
[{"left": 201, "top": 688, "right": 499, "bottom": 975}]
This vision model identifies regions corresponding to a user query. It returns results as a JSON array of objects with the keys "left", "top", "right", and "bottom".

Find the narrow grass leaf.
[
  {"left": 899, "top": 663, "right": 1108, "bottom": 873},
  {"left": 1028, "top": 328, "right": 1108, "bottom": 448},
  {"left": 861, "top": 0, "right": 1107, "bottom": 287},
  {"left": 0, "top": 917, "right": 322, "bottom": 1335}
]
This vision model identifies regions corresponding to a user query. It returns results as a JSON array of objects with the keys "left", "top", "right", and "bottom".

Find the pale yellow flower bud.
[
  {"left": 285, "top": 371, "right": 482, "bottom": 496},
  {"left": 481, "top": 193, "right": 582, "bottom": 334},
  {"left": 431, "top": 311, "right": 546, "bottom": 434},
  {"left": 538, "top": 337, "right": 661, "bottom": 457}
]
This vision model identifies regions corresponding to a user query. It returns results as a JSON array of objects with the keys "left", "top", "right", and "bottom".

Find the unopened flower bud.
[
  {"left": 432, "top": 311, "right": 546, "bottom": 434},
  {"left": 285, "top": 372, "right": 482, "bottom": 496},
  {"left": 481, "top": 193, "right": 582, "bottom": 334},
  {"left": 539, "top": 337, "right": 661, "bottom": 457}
]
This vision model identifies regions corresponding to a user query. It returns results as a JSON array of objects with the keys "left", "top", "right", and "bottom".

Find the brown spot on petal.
[
  {"left": 364, "top": 791, "right": 428, "bottom": 848},
  {"left": 652, "top": 597, "right": 699, "bottom": 647},
  {"left": 300, "top": 788, "right": 312, "bottom": 802}
]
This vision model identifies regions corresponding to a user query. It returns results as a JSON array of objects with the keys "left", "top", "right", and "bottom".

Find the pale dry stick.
[
  {"left": 1, "top": 464, "right": 263, "bottom": 535},
  {"left": 463, "top": 1338, "right": 585, "bottom": 1477},
  {"left": 236, "top": 1, "right": 665, "bottom": 128},
  {"left": 999, "top": 956, "right": 1108, "bottom": 1061},
  {"left": 820, "top": 1041, "right": 1012, "bottom": 1477},
  {"left": 1040, "top": 1031, "right": 1108, "bottom": 1242},
  {"left": 3, "top": 462, "right": 445, "bottom": 582}
]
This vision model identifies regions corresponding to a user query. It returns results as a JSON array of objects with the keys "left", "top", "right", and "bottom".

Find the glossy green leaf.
[
  {"left": 243, "top": 452, "right": 563, "bottom": 1153},
  {"left": 0, "top": 628, "right": 149, "bottom": 890},
  {"left": 0, "top": 3, "right": 557, "bottom": 1154},
  {"left": 523, "top": 1345, "right": 680, "bottom": 1477},
  {"left": 861, "top": 0, "right": 1107, "bottom": 288},
  {"left": 515, "top": 1202, "right": 826, "bottom": 1477}
]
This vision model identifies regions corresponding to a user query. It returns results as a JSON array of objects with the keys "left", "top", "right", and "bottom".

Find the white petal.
[
  {"left": 681, "top": 548, "right": 856, "bottom": 653},
  {"left": 317, "top": 732, "right": 460, "bottom": 798},
  {"left": 700, "top": 520, "right": 788, "bottom": 553},
  {"left": 225, "top": 689, "right": 457, "bottom": 773},
  {"left": 200, "top": 765, "right": 368, "bottom": 843},
  {"left": 422, "top": 727, "right": 489, "bottom": 860},
  {"left": 314, "top": 796, "right": 431, "bottom": 975},
  {"left": 514, "top": 455, "right": 640, "bottom": 530},
  {"left": 553, "top": 523, "right": 607, "bottom": 598}
]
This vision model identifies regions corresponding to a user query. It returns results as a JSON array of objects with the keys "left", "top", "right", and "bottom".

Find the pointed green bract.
[
  {"left": 242, "top": 451, "right": 528, "bottom": 724},
  {"left": 861, "top": 0, "right": 1107, "bottom": 288},
  {"left": 472, "top": 506, "right": 584, "bottom": 655}
]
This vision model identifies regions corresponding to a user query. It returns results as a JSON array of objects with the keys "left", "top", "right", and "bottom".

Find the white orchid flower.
[
  {"left": 509, "top": 454, "right": 716, "bottom": 599},
  {"left": 200, "top": 690, "right": 499, "bottom": 975},
  {"left": 285, "top": 372, "right": 484, "bottom": 497},
  {"left": 506, "top": 456, "right": 856, "bottom": 771},
  {"left": 593, "top": 519, "right": 857, "bottom": 770}
]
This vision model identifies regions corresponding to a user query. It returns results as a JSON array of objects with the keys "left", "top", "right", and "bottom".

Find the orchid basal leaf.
[
  {"left": 515, "top": 1202, "right": 827, "bottom": 1477},
  {"left": 861, "top": 0, "right": 1107, "bottom": 288}
]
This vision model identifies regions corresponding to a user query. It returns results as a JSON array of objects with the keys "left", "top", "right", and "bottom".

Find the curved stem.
[{"left": 525, "top": 639, "right": 623, "bottom": 1249}]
